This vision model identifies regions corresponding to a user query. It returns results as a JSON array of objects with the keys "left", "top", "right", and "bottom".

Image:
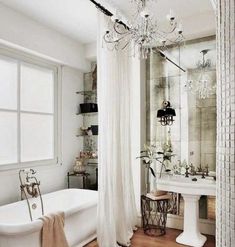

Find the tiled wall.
[{"left": 216, "top": 0, "right": 235, "bottom": 246}]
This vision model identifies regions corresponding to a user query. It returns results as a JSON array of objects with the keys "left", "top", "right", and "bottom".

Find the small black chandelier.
[{"left": 157, "top": 101, "right": 176, "bottom": 126}]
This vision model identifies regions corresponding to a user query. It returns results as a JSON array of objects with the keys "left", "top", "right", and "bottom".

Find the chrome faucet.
[
  {"left": 185, "top": 163, "right": 214, "bottom": 179},
  {"left": 190, "top": 163, "right": 196, "bottom": 176},
  {"left": 185, "top": 166, "right": 190, "bottom": 178}
]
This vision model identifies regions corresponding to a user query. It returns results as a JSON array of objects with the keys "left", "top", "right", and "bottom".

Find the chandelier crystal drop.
[
  {"left": 184, "top": 49, "right": 216, "bottom": 99},
  {"left": 103, "top": 0, "right": 184, "bottom": 59}
]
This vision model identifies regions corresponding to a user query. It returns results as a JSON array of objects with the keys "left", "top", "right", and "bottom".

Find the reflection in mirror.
[{"left": 146, "top": 36, "right": 216, "bottom": 220}]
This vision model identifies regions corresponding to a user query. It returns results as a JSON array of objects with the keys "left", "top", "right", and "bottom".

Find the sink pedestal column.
[{"left": 176, "top": 194, "right": 207, "bottom": 247}]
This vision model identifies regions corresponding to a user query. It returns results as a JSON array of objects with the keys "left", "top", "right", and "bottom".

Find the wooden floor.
[{"left": 85, "top": 228, "right": 215, "bottom": 247}]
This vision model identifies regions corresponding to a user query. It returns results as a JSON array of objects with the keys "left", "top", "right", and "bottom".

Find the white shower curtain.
[
  {"left": 97, "top": 12, "right": 138, "bottom": 247},
  {"left": 210, "top": 0, "right": 216, "bottom": 10}
]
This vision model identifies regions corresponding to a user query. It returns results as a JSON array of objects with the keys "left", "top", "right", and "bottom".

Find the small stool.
[{"left": 141, "top": 194, "right": 171, "bottom": 237}]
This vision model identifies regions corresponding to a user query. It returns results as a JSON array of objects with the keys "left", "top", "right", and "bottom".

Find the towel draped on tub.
[{"left": 40, "top": 212, "right": 69, "bottom": 247}]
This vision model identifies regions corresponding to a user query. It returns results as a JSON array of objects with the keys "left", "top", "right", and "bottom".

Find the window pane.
[
  {"left": 21, "top": 113, "right": 54, "bottom": 162},
  {"left": 0, "top": 57, "right": 17, "bottom": 110},
  {"left": 0, "top": 112, "right": 17, "bottom": 165},
  {"left": 21, "top": 64, "right": 54, "bottom": 113}
]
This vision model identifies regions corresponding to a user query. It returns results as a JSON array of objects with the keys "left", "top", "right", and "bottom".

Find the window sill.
[{"left": 0, "top": 159, "right": 60, "bottom": 172}]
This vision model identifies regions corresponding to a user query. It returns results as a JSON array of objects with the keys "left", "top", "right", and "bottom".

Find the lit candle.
[
  {"left": 169, "top": 9, "right": 175, "bottom": 19},
  {"left": 167, "top": 9, "right": 175, "bottom": 21},
  {"left": 178, "top": 23, "right": 183, "bottom": 32}
]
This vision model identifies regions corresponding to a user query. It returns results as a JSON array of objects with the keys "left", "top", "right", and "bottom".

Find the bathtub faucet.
[
  {"left": 19, "top": 169, "right": 44, "bottom": 221},
  {"left": 19, "top": 169, "right": 40, "bottom": 198}
]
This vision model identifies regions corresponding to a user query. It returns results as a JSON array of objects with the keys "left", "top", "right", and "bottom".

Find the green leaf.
[
  {"left": 164, "top": 156, "right": 170, "bottom": 161},
  {"left": 136, "top": 155, "right": 149, "bottom": 159},
  {"left": 149, "top": 167, "right": 156, "bottom": 177}
]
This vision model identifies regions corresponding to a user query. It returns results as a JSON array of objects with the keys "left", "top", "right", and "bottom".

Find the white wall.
[
  {"left": 0, "top": 65, "right": 84, "bottom": 206},
  {"left": 0, "top": 3, "right": 90, "bottom": 72},
  {"left": 85, "top": 42, "right": 97, "bottom": 62},
  {"left": 0, "top": 3, "right": 87, "bottom": 205}
]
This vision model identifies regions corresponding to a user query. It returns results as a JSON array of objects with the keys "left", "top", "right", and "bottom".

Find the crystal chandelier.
[
  {"left": 184, "top": 49, "right": 216, "bottom": 99},
  {"left": 103, "top": 0, "right": 184, "bottom": 59}
]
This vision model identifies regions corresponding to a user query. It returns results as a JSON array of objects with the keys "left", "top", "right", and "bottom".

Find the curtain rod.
[
  {"left": 89, "top": 0, "right": 129, "bottom": 29},
  {"left": 89, "top": 0, "right": 112, "bottom": 16},
  {"left": 89, "top": 0, "right": 186, "bottom": 72}
]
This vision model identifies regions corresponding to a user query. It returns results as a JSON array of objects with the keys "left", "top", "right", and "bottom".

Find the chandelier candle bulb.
[
  {"left": 168, "top": 9, "right": 175, "bottom": 20},
  {"left": 111, "top": 9, "right": 121, "bottom": 22},
  {"left": 140, "top": 5, "right": 149, "bottom": 18},
  {"left": 178, "top": 23, "right": 183, "bottom": 33}
]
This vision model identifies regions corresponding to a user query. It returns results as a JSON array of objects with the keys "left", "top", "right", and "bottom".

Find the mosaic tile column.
[{"left": 216, "top": 0, "right": 235, "bottom": 246}]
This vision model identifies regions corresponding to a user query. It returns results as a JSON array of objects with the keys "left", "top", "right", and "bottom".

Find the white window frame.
[{"left": 0, "top": 45, "right": 61, "bottom": 171}]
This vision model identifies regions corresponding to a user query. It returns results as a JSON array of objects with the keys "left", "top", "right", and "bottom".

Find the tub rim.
[{"left": 0, "top": 189, "right": 98, "bottom": 236}]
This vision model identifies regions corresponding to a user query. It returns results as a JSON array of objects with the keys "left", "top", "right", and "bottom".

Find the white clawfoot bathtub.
[{"left": 0, "top": 189, "right": 98, "bottom": 247}]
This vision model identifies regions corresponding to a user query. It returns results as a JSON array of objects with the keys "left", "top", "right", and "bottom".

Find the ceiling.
[
  {"left": 0, "top": 0, "right": 215, "bottom": 44},
  {"left": 108, "top": 0, "right": 214, "bottom": 20},
  {"left": 0, "top": 0, "right": 98, "bottom": 44}
]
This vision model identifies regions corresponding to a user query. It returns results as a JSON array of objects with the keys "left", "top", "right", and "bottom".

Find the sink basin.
[
  {"left": 157, "top": 175, "right": 216, "bottom": 196},
  {"left": 171, "top": 174, "right": 215, "bottom": 184},
  {"left": 156, "top": 174, "right": 216, "bottom": 247}
]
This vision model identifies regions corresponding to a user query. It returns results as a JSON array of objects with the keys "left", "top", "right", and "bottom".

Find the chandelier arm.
[
  {"left": 174, "top": 36, "right": 184, "bottom": 44},
  {"left": 157, "top": 22, "right": 178, "bottom": 35},
  {"left": 113, "top": 22, "right": 131, "bottom": 35},
  {"left": 154, "top": 32, "right": 184, "bottom": 46},
  {"left": 150, "top": 34, "right": 175, "bottom": 49},
  {"left": 103, "top": 33, "right": 130, "bottom": 44},
  {"left": 121, "top": 40, "right": 131, "bottom": 50}
]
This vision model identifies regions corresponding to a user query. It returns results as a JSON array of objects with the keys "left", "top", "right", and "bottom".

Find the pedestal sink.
[{"left": 156, "top": 175, "right": 216, "bottom": 247}]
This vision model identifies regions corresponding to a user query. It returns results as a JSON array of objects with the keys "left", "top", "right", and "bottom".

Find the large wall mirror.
[{"left": 146, "top": 36, "right": 216, "bottom": 220}]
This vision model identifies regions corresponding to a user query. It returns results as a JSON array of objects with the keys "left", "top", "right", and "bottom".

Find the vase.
[{"left": 73, "top": 158, "right": 86, "bottom": 174}]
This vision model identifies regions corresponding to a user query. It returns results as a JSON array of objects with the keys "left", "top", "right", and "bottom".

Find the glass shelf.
[
  {"left": 76, "top": 112, "right": 98, "bottom": 116},
  {"left": 80, "top": 156, "right": 98, "bottom": 160},
  {"left": 76, "top": 134, "right": 98, "bottom": 137},
  {"left": 76, "top": 90, "right": 97, "bottom": 95}
]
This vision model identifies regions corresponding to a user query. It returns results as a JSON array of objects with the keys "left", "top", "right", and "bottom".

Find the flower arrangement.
[
  {"left": 137, "top": 143, "right": 175, "bottom": 178},
  {"left": 137, "top": 143, "right": 175, "bottom": 193}
]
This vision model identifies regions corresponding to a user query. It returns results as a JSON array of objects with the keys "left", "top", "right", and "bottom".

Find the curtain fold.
[
  {"left": 210, "top": 0, "right": 216, "bottom": 10},
  {"left": 97, "top": 12, "right": 138, "bottom": 247}
]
